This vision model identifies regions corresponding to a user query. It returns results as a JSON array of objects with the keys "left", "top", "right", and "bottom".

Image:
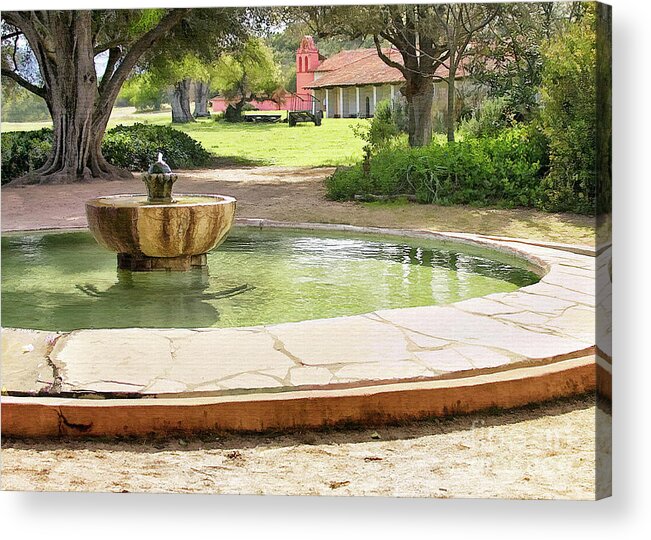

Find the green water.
[{"left": 1, "top": 228, "right": 539, "bottom": 331}]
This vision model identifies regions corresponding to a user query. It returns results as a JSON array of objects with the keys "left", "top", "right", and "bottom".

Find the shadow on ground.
[{"left": 3, "top": 393, "right": 599, "bottom": 453}]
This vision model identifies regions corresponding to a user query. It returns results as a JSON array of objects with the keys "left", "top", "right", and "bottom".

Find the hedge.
[
  {"left": 1, "top": 123, "right": 212, "bottom": 184},
  {"left": 326, "top": 125, "right": 551, "bottom": 209}
]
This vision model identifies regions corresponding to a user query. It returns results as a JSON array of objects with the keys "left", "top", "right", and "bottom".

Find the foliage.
[
  {"left": 102, "top": 124, "right": 212, "bottom": 170},
  {"left": 392, "top": 98, "right": 410, "bottom": 134},
  {"left": 467, "top": 2, "right": 586, "bottom": 122},
  {"left": 353, "top": 100, "right": 402, "bottom": 155},
  {"left": 0, "top": 128, "right": 52, "bottom": 183},
  {"left": 459, "top": 96, "right": 516, "bottom": 139},
  {"left": 0, "top": 83, "right": 50, "bottom": 122},
  {"left": 2, "top": 124, "right": 212, "bottom": 182},
  {"left": 326, "top": 125, "right": 549, "bottom": 209},
  {"left": 539, "top": 9, "right": 597, "bottom": 214},
  {"left": 118, "top": 72, "right": 167, "bottom": 111},
  {"left": 212, "top": 38, "right": 283, "bottom": 121}
]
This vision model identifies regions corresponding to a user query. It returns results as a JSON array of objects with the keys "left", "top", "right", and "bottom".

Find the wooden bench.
[{"left": 244, "top": 114, "right": 282, "bottom": 123}]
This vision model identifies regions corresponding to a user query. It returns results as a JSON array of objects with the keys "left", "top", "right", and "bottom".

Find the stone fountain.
[{"left": 86, "top": 154, "right": 236, "bottom": 271}]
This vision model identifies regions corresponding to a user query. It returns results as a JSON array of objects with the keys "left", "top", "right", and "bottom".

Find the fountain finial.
[
  {"left": 142, "top": 152, "right": 176, "bottom": 203},
  {"left": 148, "top": 152, "right": 172, "bottom": 175}
]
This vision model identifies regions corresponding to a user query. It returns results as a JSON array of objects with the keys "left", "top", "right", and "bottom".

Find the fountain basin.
[{"left": 86, "top": 194, "right": 236, "bottom": 271}]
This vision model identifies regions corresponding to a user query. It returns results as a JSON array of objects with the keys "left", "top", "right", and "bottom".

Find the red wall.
[
  {"left": 295, "top": 36, "right": 320, "bottom": 110},
  {"left": 209, "top": 98, "right": 281, "bottom": 113}
]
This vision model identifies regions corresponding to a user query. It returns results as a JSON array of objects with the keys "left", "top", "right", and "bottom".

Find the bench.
[{"left": 244, "top": 114, "right": 282, "bottom": 123}]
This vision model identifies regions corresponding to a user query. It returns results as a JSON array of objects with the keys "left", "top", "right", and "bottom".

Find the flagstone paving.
[{"left": 2, "top": 228, "right": 606, "bottom": 401}]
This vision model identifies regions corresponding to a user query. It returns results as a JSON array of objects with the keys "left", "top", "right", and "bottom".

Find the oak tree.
[{"left": 1, "top": 10, "right": 192, "bottom": 183}]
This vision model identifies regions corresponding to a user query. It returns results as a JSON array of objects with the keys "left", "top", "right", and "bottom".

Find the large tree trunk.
[
  {"left": 193, "top": 80, "right": 211, "bottom": 117},
  {"left": 224, "top": 100, "right": 246, "bottom": 122},
  {"left": 170, "top": 79, "right": 195, "bottom": 123},
  {"left": 446, "top": 63, "right": 456, "bottom": 143},
  {"left": 10, "top": 12, "right": 129, "bottom": 183},
  {"left": 3, "top": 9, "right": 190, "bottom": 184},
  {"left": 404, "top": 75, "right": 434, "bottom": 147}
]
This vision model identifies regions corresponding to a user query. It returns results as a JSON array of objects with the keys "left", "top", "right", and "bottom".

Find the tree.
[
  {"left": 1, "top": 71, "right": 50, "bottom": 121},
  {"left": 153, "top": 54, "right": 209, "bottom": 123},
  {"left": 430, "top": 4, "right": 497, "bottom": 142},
  {"left": 539, "top": 6, "right": 598, "bottom": 213},
  {"left": 300, "top": 5, "right": 454, "bottom": 146},
  {"left": 194, "top": 80, "right": 212, "bottom": 118},
  {"left": 467, "top": 2, "right": 586, "bottom": 122},
  {"left": 1, "top": 10, "right": 190, "bottom": 182},
  {"left": 1, "top": 8, "right": 263, "bottom": 182},
  {"left": 135, "top": 8, "right": 265, "bottom": 124},
  {"left": 118, "top": 72, "right": 167, "bottom": 112},
  {"left": 212, "top": 38, "right": 282, "bottom": 121},
  {"left": 362, "top": 5, "right": 450, "bottom": 147}
]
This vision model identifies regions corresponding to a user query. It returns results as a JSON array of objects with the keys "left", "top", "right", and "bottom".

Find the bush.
[
  {"left": 539, "top": 9, "right": 598, "bottom": 214},
  {"left": 0, "top": 128, "right": 53, "bottom": 184},
  {"left": 353, "top": 99, "right": 403, "bottom": 155},
  {"left": 2, "top": 124, "right": 213, "bottom": 183},
  {"left": 102, "top": 123, "right": 212, "bottom": 171},
  {"left": 326, "top": 124, "right": 549, "bottom": 209},
  {"left": 459, "top": 96, "right": 516, "bottom": 140}
]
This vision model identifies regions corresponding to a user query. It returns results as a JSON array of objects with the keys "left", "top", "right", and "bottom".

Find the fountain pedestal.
[
  {"left": 86, "top": 194, "right": 236, "bottom": 272},
  {"left": 116, "top": 252, "right": 208, "bottom": 272}
]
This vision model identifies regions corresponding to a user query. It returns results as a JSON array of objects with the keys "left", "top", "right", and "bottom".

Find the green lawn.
[
  {"left": 175, "top": 117, "right": 366, "bottom": 167},
  {"left": 2, "top": 106, "right": 367, "bottom": 168}
]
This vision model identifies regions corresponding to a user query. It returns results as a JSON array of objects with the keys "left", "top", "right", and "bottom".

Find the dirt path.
[
  {"left": 1, "top": 166, "right": 605, "bottom": 498},
  {"left": 2, "top": 166, "right": 594, "bottom": 245}
]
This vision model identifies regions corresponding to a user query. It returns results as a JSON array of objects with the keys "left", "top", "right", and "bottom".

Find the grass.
[
  {"left": 1, "top": 106, "right": 367, "bottom": 168},
  {"left": 176, "top": 117, "right": 366, "bottom": 167}
]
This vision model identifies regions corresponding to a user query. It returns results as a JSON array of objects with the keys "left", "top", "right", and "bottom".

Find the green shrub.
[
  {"left": 539, "top": 9, "right": 597, "bottom": 214},
  {"left": 326, "top": 125, "right": 549, "bottom": 209},
  {"left": 2, "top": 124, "right": 213, "bottom": 183},
  {"left": 0, "top": 128, "right": 52, "bottom": 184},
  {"left": 353, "top": 99, "right": 402, "bottom": 155},
  {"left": 459, "top": 96, "right": 516, "bottom": 140},
  {"left": 326, "top": 165, "right": 371, "bottom": 201},
  {"left": 102, "top": 123, "right": 212, "bottom": 170}
]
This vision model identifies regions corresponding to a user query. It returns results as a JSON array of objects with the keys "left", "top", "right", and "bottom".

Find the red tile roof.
[{"left": 305, "top": 47, "right": 468, "bottom": 89}]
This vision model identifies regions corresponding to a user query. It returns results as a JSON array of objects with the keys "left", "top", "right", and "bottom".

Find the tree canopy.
[
  {"left": 0, "top": 8, "right": 264, "bottom": 182},
  {"left": 212, "top": 38, "right": 283, "bottom": 121}
]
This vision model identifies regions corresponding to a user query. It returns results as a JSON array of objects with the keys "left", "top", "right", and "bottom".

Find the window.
[{"left": 298, "top": 57, "right": 303, "bottom": 72}]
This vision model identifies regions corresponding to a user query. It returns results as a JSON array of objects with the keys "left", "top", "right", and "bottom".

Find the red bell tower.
[{"left": 295, "top": 36, "right": 320, "bottom": 109}]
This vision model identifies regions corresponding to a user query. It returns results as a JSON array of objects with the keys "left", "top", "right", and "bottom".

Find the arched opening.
[
  {"left": 298, "top": 57, "right": 303, "bottom": 72},
  {"left": 305, "top": 56, "right": 309, "bottom": 71}
]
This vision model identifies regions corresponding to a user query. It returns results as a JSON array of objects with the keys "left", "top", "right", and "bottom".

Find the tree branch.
[
  {"left": 100, "top": 9, "right": 190, "bottom": 105},
  {"left": 1, "top": 30, "right": 23, "bottom": 41},
  {"left": 98, "top": 46, "right": 121, "bottom": 95},
  {"left": 373, "top": 34, "right": 406, "bottom": 76},
  {"left": 1, "top": 67, "right": 46, "bottom": 98}
]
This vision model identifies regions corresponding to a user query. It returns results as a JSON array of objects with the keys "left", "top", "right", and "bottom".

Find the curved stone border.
[
  {"left": 2, "top": 221, "right": 608, "bottom": 437},
  {"left": 3, "top": 357, "right": 596, "bottom": 438}
]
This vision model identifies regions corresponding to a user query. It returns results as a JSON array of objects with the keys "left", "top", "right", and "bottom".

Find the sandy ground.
[
  {"left": 1, "top": 166, "right": 595, "bottom": 245},
  {"left": 1, "top": 397, "right": 610, "bottom": 499},
  {"left": 1, "top": 166, "right": 607, "bottom": 498}
]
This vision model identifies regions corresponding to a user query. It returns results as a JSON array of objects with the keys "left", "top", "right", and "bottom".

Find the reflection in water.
[
  {"left": 2, "top": 228, "right": 539, "bottom": 331},
  {"left": 69, "top": 270, "right": 253, "bottom": 329}
]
